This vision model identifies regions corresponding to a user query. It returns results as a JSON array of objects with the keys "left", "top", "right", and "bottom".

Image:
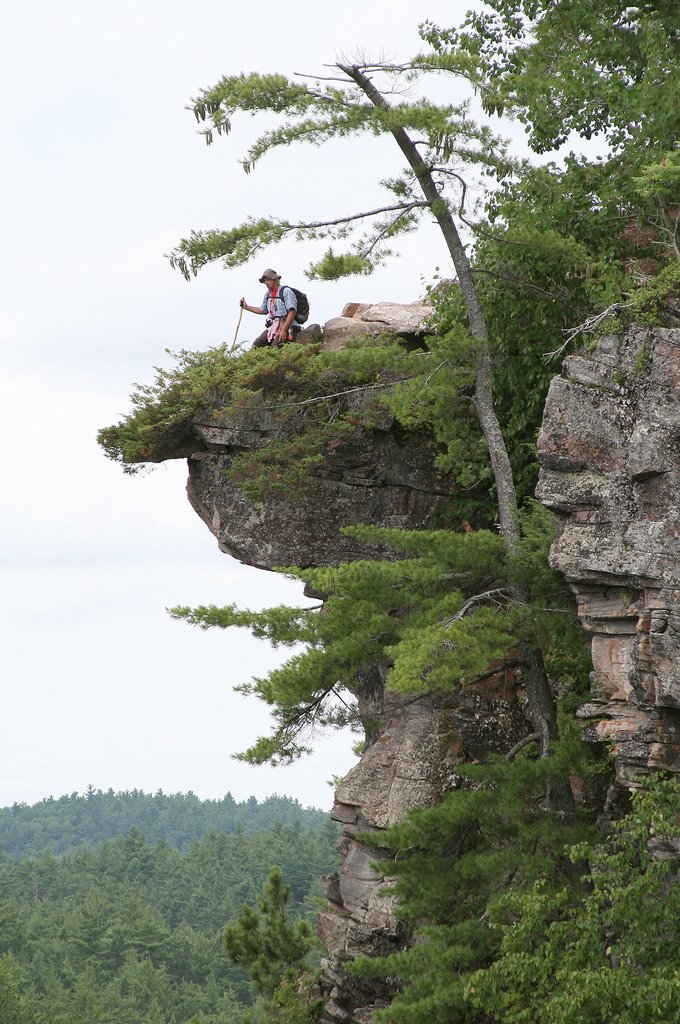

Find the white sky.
[{"left": 1, "top": 0, "right": 502, "bottom": 811}]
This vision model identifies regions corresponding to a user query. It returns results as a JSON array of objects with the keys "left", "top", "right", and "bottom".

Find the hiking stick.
[{"left": 229, "top": 303, "right": 244, "bottom": 353}]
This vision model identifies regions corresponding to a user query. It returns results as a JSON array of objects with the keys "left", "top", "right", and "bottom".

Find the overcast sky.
[{"left": 1, "top": 0, "right": 502, "bottom": 812}]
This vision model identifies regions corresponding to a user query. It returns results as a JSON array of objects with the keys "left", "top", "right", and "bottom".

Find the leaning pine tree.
[{"left": 168, "top": 57, "right": 568, "bottom": 796}]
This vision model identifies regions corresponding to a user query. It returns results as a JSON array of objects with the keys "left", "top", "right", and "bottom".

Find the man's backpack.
[{"left": 286, "top": 286, "right": 310, "bottom": 324}]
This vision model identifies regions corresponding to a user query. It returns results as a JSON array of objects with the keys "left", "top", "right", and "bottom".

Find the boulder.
[
  {"left": 321, "top": 316, "right": 390, "bottom": 350},
  {"left": 360, "top": 300, "right": 432, "bottom": 334},
  {"left": 322, "top": 298, "right": 434, "bottom": 350}
]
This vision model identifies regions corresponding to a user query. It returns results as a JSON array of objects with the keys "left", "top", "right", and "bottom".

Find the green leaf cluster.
[
  {"left": 468, "top": 775, "right": 680, "bottom": 1024},
  {"left": 173, "top": 502, "right": 589, "bottom": 765},
  {"left": 428, "top": 1, "right": 680, "bottom": 158},
  {"left": 350, "top": 722, "right": 606, "bottom": 1024}
]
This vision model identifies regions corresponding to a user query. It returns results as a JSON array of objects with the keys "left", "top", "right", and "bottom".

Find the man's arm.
[
  {"left": 240, "top": 298, "right": 266, "bottom": 314},
  {"left": 277, "top": 306, "right": 297, "bottom": 341}
]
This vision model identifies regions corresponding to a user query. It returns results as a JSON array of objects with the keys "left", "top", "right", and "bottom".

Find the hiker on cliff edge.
[{"left": 240, "top": 269, "right": 301, "bottom": 348}]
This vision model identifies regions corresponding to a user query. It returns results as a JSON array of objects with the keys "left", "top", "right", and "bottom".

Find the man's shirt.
[{"left": 260, "top": 285, "right": 298, "bottom": 322}]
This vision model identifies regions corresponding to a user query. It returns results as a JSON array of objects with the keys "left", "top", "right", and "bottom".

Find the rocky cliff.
[
  {"left": 186, "top": 299, "right": 450, "bottom": 569},
  {"left": 537, "top": 324, "right": 680, "bottom": 810},
  {"left": 150, "top": 295, "right": 680, "bottom": 1021},
  {"left": 156, "top": 297, "right": 532, "bottom": 1022}
]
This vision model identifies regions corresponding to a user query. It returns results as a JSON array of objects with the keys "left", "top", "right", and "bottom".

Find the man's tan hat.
[{"left": 259, "top": 268, "right": 281, "bottom": 283}]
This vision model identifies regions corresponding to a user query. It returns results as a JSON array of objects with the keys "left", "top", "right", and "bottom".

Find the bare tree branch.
[
  {"left": 294, "top": 200, "right": 430, "bottom": 232},
  {"left": 441, "top": 588, "right": 509, "bottom": 628},
  {"left": 546, "top": 302, "right": 632, "bottom": 361},
  {"left": 506, "top": 732, "right": 540, "bottom": 760}
]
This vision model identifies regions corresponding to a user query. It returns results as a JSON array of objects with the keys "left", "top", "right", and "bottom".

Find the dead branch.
[
  {"left": 442, "top": 588, "right": 509, "bottom": 628},
  {"left": 545, "top": 302, "right": 632, "bottom": 361},
  {"left": 506, "top": 732, "right": 540, "bottom": 761}
]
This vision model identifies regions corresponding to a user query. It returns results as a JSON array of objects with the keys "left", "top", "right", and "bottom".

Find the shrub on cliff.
[{"left": 467, "top": 776, "right": 680, "bottom": 1024}]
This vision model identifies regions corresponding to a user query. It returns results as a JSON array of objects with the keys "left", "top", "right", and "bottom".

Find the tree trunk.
[
  {"left": 340, "top": 63, "right": 520, "bottom": 546},
  {"left": 340, "top": 65, "right": 568, "bottom": 790}
]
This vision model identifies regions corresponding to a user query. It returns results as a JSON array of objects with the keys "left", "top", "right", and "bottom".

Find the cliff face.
[
  {"left": 185, "top": 297, "right": 459, "bottom": 569},
  {"left": 537, "top": 325, "right": 680, "bottom": 805},
  {"left": 167, "top": 299, "right": 531, "bottom": 1022},
  {"left": 164, "top": 303, "right": 680, "bottom": 1021},
  {"left": 188, "top": 416, "right": 456, "bottom": 569},
  {"left": 317, "top": 677, "right": 529, "bottom": 1023}
]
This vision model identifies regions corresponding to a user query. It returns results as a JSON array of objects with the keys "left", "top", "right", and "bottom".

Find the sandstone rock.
[
  {"left": 341, "top": 302, "right": 372, "bottom": 319},
  {"left": 537, "top": 325, "right": 680, "bottom": 800},
  {"left": 322, "top": 299, "right": 433, "bottom": 350},
  {"left": 317, "top": 677, "right": 530, "bottom": 1023},
  {"left": 321, "top": 316, "right": 389, "bottom": 350},
  {"left": 360, "top": 300, "right": 432, "bottom": 334},
  {"left": 297, "top": 322, "right": 322, "bottom": 344}
]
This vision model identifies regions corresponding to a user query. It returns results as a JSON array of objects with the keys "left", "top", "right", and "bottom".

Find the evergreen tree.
[
  {"left": 468, "top": 776, "right": 680, "bottom": 1024},
  {"left": 0, "top": 955, "right": 34, "bottom": 1024},
  {"left": 172, "top": 503, "right": 589, "bottom": 767},
  {"left": 223, "top": 867, "right": 313, "bottom": 999}
]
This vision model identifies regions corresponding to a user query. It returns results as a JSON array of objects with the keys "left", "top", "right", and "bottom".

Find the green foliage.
[
  {"left": 420, "top": 0, "right": 680, "bottom": 381},
  {"left": 252, "top": 975, "right": 321, "bottom": 1024},
  {"left": 306, "top": 248, "right": 375, "bottom": 280},
  {"left": 222, "top": 869, "right": 322, "bottom": 1024},
  {"left": 0, "top": 788, "right": 332, "bottom": 860},
  {"left": 426, "top": 1, "right": 680, "bottom": 158},
  {"left": 173, "top": 502, "right": 590, "bottom": 765},
  {"left": 627, "top": 261, "right": 680, "bottom": 326},
  {"left": 468, "top": 775, "right": 680, "bottom": 1024},
  {"left": 0, "top": 955, "right": 34, "bottom": 1024},
  {"left": 0, "top": 822, "right": 338, "bottom": 1023},
  {"left": 350, "top": 724, "right": 606, "bottom": 1024},
  {"left": 97, "top": 338, "right": 415, "bottom": 491},
  {"left": 635, "top": 144, "right": 680, "bottom": 203},
  {"left": 224, "top": 867, "right": 313, "bottom": 998},
  {"left": 167, "top": 66, "right": 513, "bottom": 280}
]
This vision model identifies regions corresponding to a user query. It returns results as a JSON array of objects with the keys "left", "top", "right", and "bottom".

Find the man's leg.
[{"left": 252, "top": 329, "right": 270, "bottom": 348}]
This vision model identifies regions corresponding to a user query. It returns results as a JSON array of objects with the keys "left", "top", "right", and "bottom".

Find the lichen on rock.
[{"left": 537, "top": 324, "right": 680, "bottom": 803}]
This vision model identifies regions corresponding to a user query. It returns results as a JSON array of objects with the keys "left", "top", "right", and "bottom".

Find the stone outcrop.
[
  {"left": 537, "top": 325, "right": 680, "bottom": 802},
  {"left": 318, "top": 676, "right": 530, "bottom": 1024},
  {"left": 180, "top": 295, "right": 449, "bottom": 569},
  {"left": 321, "top": 297, "right": 433, "bottom": 350},
  {"left": 188, "top": 409, "right": 455, "bottom": 570},
  {"left": 162, "top": 296, "right": 529, "bottom": 1021}
]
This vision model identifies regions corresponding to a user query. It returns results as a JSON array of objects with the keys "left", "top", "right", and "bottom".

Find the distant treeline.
[
  {"left": 0, "top": 787, "right": 331, "bottom": 860},
  {"left": 0, "top": 821, "right": 339, "bottom": 1023}
]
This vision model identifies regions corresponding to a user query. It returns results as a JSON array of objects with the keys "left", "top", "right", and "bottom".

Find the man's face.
[{"left": 264, "top": 277, "right": 277, "bottom": 292}]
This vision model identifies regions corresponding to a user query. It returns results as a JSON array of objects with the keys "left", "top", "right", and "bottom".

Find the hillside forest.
[
  {"left": 0, "top": 791, "right": 338, "bottom": 1023},
  {"left": 80, "top": 1, "right": 680, "bottom": 1023}
]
